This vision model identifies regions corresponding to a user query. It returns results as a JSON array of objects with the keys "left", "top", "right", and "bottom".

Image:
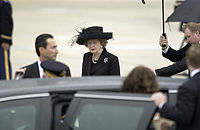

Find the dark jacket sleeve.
[
  {"left": 0, "top": 0, "right": 13, "bottom": 45},
  {"left": 155, "top": 57, "right": 187, "bottom": 77},
  {"left": 162, "top": 44, "right": 191, "bottom": 62},
  {"left": 22, "top": 62, "right": 40, "bottom": 79},
  {"left": 160, "top": 84, "right": 196, "bottom": 125},
  {"left": 66, "top": 66, "right": 71, "bottom": 77},
  {"left": 108, "top": 55, "right": 120, "bottom": 75},
  {"left": 82, "top": 53, "right": 87, "bottom": 76}
]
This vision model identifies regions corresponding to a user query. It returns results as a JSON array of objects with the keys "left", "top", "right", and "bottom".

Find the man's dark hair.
[{"left": 35, "top": 33, "right": 53, "bottom": 57}]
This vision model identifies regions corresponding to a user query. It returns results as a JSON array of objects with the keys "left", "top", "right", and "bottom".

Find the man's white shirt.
[{"left": 37, "top": 60, "right": 44, "bottom": 78}]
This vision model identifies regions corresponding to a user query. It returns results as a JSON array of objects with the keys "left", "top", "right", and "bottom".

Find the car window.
[
  {"left": 0, "top": 105, "right": 36, "bottom": 130},
  {"left": 73, "top": 102, "right": 144, "bottom": 130},
  {"left": 0, "top": 98, "right": 42, "bottom": 130},
  {"left": 64, "top": 97, "right": 156, "bottom": 130}
]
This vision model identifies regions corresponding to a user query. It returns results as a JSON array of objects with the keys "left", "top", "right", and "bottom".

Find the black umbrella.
[{"left": 166, "top": 0, "right": 200, "bottom": 23}]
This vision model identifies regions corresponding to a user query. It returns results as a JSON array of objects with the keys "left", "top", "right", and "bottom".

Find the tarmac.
[{"left": 10, "top": 0, "right": 185, "bottom": 77}]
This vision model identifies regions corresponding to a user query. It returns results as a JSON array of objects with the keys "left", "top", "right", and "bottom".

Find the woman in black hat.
[{"left": 76, "top": 26, "right": 120, "bottom": 76}]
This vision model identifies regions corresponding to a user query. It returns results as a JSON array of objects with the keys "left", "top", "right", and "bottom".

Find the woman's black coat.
[{"left": 82, "top": 49, "right": 120, "bottom": 76}]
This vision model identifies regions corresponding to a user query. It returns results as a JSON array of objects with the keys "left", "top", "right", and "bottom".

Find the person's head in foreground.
[
  {"left": 186, "top": 44, "right": 200, "bottom": 72},
  {"left": 121, "top": 65, "right": 159, "bottom": 93}
]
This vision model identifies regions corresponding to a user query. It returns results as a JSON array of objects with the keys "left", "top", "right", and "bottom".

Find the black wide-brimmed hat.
[
  {"left": 76, "top": 26, "right": 113, "bottom": 45},
  {"left": 41, "top": 60, "right": 71, "bottom": 77}
]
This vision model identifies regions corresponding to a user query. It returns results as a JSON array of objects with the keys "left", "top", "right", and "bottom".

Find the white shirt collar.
[
  {"left": 162, "top": 46, "right": 169, "bottom": 54},
  {"left": 37, "top": 60, "right": 44, "bottom": 78},
  {"left": 190, "top": 68, "right": 200, "bottom": 77}
]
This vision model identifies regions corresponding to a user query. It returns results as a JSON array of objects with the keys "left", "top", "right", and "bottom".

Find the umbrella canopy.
[{"left": 166, "top": 0, "right": 200, "bottom": 23}]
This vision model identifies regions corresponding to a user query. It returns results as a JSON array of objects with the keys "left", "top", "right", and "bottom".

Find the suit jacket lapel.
[
  {"left": 31, "top": 62, "right": 40, "bottom": 78},
  {"left": 191, "top": 70, "right": 200, "bottom": 78}
]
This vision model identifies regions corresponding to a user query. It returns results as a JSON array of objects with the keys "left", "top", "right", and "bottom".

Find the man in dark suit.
[
  {"left": 156, "top": 23, "right": 200, "bottom": 76},
  {"left": 0, "top": 0, "right": 13, "bottom": 80},
  {"left": 159, "top": 23, "right": 193, "bottom": 62},
  {"left": 160, "top": 39, "right": 190, "bottom": 62},
  {"left": 15, "top": 34, "right": 58, "bottom": 79},
  {"left": 155, "top": 57, "right": 187, "bottom": 77},
  {"left": 152, "top": 45, "right": 200, "bottom": 130}
]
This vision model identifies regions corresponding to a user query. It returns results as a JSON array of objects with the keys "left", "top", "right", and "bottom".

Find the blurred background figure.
[
  {"left": 75, "top": 26, "right": 120, "bottom": 76},
  {"left": 0, "top": 0, "right": 13, "bottom": 80},
  {"left": 121, "top": 65, "right": 159, "bottom": 93},
  {"left": 41, "top": 60, "right": 71, "bottom": 78}
]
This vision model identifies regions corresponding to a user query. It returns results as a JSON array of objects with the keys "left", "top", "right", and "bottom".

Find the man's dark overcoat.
[
  {"left": 155, "top": 57, "right": 187, "bottom": 76},
  {"left": 162, "top": 43, "right": 191, "bottom": 62},
  {"left": 160, "top": 72, "right": 200, "bottom": 130}
]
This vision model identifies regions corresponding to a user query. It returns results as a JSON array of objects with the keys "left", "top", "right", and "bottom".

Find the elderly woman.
[
  {"left": 76, "top": 26, "right": 120, "bottom": 76},
  {"left": 121, "top": 65, "right": 159, "bottom": 93}
]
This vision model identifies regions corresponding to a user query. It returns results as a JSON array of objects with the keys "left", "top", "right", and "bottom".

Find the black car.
[{"left": 0, "top": 76, "right": 186, "bottom": 130}]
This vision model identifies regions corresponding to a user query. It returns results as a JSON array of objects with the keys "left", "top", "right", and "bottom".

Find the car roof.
[
  {"left": 0, "top": 76, "right": 122, "bottom": 97},
  {"left": 158, "top": 77, "right": 186, "bottom": 89},
  {"left": 0, "top": 76, "right": 187, "bottom": 98},
  {"left": 74, "top": 91, "right": 152, "bottom": 101}
]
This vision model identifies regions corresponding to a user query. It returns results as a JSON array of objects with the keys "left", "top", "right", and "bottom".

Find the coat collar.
[
  {"left": 91, "top": 48, "right": 109, "bottom": 63},
  {"left": 31, "top": 61, "right": 40, "bottom": 78},
  {"left": 190, "top": 68, "right": 200, "bottom": 78}
]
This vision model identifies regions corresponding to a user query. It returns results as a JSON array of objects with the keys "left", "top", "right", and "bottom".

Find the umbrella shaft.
[{"left": 162, "top": 0, "right": 165, "bottom": 34}]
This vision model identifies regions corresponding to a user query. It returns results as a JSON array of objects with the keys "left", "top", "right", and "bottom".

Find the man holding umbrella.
[
  {"left": 159, "top": 27, "right": 191, "bottom": 62},
  {"left": 160, "top": 0, "right": 200, "bottom": 62},
  {"left": 156, "top": 23, "right": 200, "bottom": 76}
]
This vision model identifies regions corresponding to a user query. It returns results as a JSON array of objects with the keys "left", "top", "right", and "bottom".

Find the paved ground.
[{"left": 10, "top": 0, "right": 185, "bottom": 77}]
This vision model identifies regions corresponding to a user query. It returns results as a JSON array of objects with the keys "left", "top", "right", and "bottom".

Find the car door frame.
[{"left": 60, "top": 91, "right": 157, "bottom": 130}]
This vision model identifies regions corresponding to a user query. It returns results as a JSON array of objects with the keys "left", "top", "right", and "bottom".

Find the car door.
[{"left": 60, "top": 91, "right": 157, "bottom": 130}]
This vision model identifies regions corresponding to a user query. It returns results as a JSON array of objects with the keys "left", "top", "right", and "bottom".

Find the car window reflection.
[
  {"left": 0, "top": 105, "right": 36, "bottom": 130},
  {"left": 72, "top": 102, "right": 144, "bottom": 130}
]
